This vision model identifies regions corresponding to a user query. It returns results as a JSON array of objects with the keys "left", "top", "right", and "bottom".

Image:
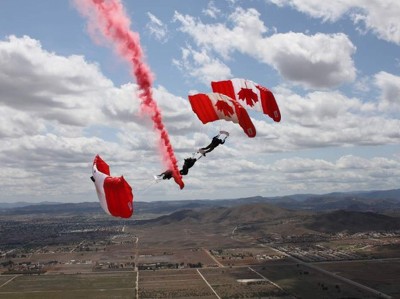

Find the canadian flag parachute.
[
  {"left": 188, "top": 93, "right": 256, "bottom": 138},
  {"left": 91, "top": 155, "right": 133, "bottom": 218},
  {"left": 211, "top": 78, "right": 281, "bottom": 122}
]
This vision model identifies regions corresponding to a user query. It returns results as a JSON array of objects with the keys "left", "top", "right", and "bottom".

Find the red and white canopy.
[
  {"left": 211, "top": 78, "right": 281, "bottom": 122},
  {"left": 92, "top": 155, "right": 133, "bottom": 218},
  {"left": 188, "top": 92, "right": 256, "bottom": 138}
]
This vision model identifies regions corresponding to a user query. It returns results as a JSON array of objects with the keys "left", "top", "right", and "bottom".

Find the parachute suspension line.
[
  {"left": 135, "top": 179, "right": 161, "bottom": 193},
  {"left": 218, "top": 123, "right": 228, "bottom": 137},
  {"left": 135, "top": 178, "right": 160, "bottom": 194}
]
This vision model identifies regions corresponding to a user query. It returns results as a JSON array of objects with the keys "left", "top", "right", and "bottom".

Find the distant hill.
[
  {"left": 142, "top": 203, "right": 400, "bottom": 235},
  {"left": 135, "top": 188, "right": 400, "bottom": 215},
  {"left": 350, "top": 189, "right": 400, "bottom": 200},
  {"left": 3, "top": 197, "right": 400, "bottom": 235},
  {"left": 306, "top": 210, "right": 400, "bottom": 233},
  {"left": 1, "top": 188, "right": 399, "bottom": 216},
  {"left": 262, "top": 189, "right": 400, "bottom": 213},
  {"left": 0, "top": 202, "right": 102, "bottom": 215},
  {"left": 142, "top": 203, "right": 300, "bottom": 226},
  {"left": 283, "top": 197, "right": 400, "bottom": 212},
  {"left": 0, "top": 201, "right": 60, "bottom": 209}
]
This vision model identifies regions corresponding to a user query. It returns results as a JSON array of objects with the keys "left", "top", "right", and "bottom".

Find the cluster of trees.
[{"left": 138, "top": 262, "right": 203, "bottom": 270}]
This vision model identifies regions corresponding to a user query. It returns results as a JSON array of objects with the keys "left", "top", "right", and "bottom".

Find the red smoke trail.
[{"left": 75, "top": 0, "right": 184, "bottom": 189}]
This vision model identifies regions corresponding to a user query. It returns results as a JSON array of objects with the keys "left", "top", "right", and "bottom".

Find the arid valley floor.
[{"left": 1, "top": 194, "right": 400, "bottom": 298}]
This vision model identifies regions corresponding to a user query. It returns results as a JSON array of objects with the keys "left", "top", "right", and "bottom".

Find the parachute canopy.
[
  {"left": 188, "top": 93, "right": 256, "bottom": 138},
  {"left": 211, "top": 78, "right": 281, "bottom": 122},
  {"left": 92, "top": 155, "right": 133, "bottom": 218}
]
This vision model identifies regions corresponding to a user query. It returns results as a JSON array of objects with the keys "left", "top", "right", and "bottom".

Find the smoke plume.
[{"left": 75, "top": 0, "right": 184, "bottom": 189}]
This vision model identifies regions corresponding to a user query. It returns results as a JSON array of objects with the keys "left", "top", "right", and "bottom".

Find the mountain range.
[
  {"left": 140, "top": 203, "right": 400, "bottom": 234},
  {"left": 1, "top": 189, "right": 400, "bottom": 235},
  {"left": 1, "top": 188, "right": 399, "bottom": 215}
]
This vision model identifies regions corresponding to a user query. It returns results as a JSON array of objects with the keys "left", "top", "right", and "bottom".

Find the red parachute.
[
  {"left": 188, "top": 93, "right": 256, "bottom": 138},
  {"left": 211, "top": 78, "right": 281, "bottom": 122},
  {"left": 91, "top": 155, "right": 133, "bottom": 218}
]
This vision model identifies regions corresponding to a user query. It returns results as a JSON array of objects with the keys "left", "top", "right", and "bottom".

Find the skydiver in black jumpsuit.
[
  {"left": 157, "top": 170, "right": 173, "bottom": 180},
  {"left": 179, "top": 157, "right": 197, "bottom": 175},
  {"left": 198, "top": 134, "right": 225, "bottom": 156}
]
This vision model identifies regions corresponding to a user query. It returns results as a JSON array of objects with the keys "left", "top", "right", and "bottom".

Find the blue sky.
[{"left": 0, "top": 0, "right": 399, "bottom": 205}]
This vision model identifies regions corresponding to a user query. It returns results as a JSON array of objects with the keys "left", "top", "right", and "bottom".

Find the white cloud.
[
  {"left": 0, "top": 106, "right": 46, "bottom": 138},
  {"left": 267, "top": 154, "right": 400, "bottom": 194},
  {"left": 0, "top": 35, "right": 200, "bottom": 202},
  {"left": 174, "top": 8, "right": 267, "bottom": 59},
  {"left": 0, "top": 34, "right": 398, "bottom": 203},
  {"left": 146, "top": 12, "right": 168, "bottom": 43},
  {"left": 269, "top": 0, "right": 354, "bottom": 22},
  {"left": 353, "top": 76, "right": 372, "bottom": 94},
  {"left": 172, "top": 46, "right": 232, "bottom": 84},
  {"left": 374, "top": 71, "right": 400, "bottom": 111},
  {"left": 174, "top": 9, "right": 356, "bottom": 88},
  {"left": 0, "top": 35, "right": 113, "bottom": 127},
  {"left": 263, "top": 32, "right": 356, "bottom": 88},
  {"left": 269, "top": 0, "right": 400, "bottom": 45},
  {"left": 177, "top": 151, "right": 400, "bottom": 200},
  {"left": 271, "top": 157, "right": 334, "bottom": 173},
  {"left": 202, "top": 1, "right": 221, "bottom": 19},
  {"left": 233, "top": 86, "right": 400, "bottom": 153}
]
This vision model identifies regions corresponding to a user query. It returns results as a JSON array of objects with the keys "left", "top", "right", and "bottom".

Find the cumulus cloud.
[
  {"left": 374, "top": 71, "right": 400, "bottom": 111},
  {"left": 266, "top": 154, "right": 400, "bottom": 194},
  {"left": 174, "top": 8, "right": 267, "bottom": 59},
  {"left": 173, "top": 9, "right": 356, "bottom": 88},
  {"left": 230, "top": 86, "right": 400, "bottom": 154},
  {"left": 178, "top": 152, "right": 400, "bottom": 200},
  {"left": 0, "top": 35, "right": 114, "bottom": 127},
  {"left": 264, "top": 32, "right": 356, "bottom": 88},
  {"left": 0, "top": 35, "right": 199, "bottom": 202},
  {"left": 269, "top": 0, "right": 400, "bottom": 45},
  {"left": 0, "top": 106, "right": 46, "bottom": 138},
  {"left": 0, "top": 34, "right": 398, "bottom": 203}
]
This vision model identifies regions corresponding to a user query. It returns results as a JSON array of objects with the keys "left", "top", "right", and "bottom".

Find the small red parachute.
[
  {"left": 91, "top": 155, "right": 133, "bottom": 218},
  {"left": 188, "top": 93, "right": 256, "bottom": 138},
  {"left": 211, "top": 78, "right": 281, "bottom": 122}
]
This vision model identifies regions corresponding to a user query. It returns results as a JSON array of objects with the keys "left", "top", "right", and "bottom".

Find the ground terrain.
[{"left": 1, "top": 197, "right": 400, "bottom": 298}]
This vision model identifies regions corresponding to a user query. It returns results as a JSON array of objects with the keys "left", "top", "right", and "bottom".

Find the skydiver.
[
  {"left": 157, "top": 170, "right": 173, "bottom": 180},
  {"left": 198, "top": 134, "right": 227, "bottom": 156},
  {"left": 179, "top": 157, "right": 197, "bottom": 175}
]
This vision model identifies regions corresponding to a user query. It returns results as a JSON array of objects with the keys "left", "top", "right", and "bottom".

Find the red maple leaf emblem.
[
  {"left": 238, "top": 88, "right": 258, "bottom": 106},
  {"left": 215, "top": 100, "right": 234, "bottom": 117}
]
